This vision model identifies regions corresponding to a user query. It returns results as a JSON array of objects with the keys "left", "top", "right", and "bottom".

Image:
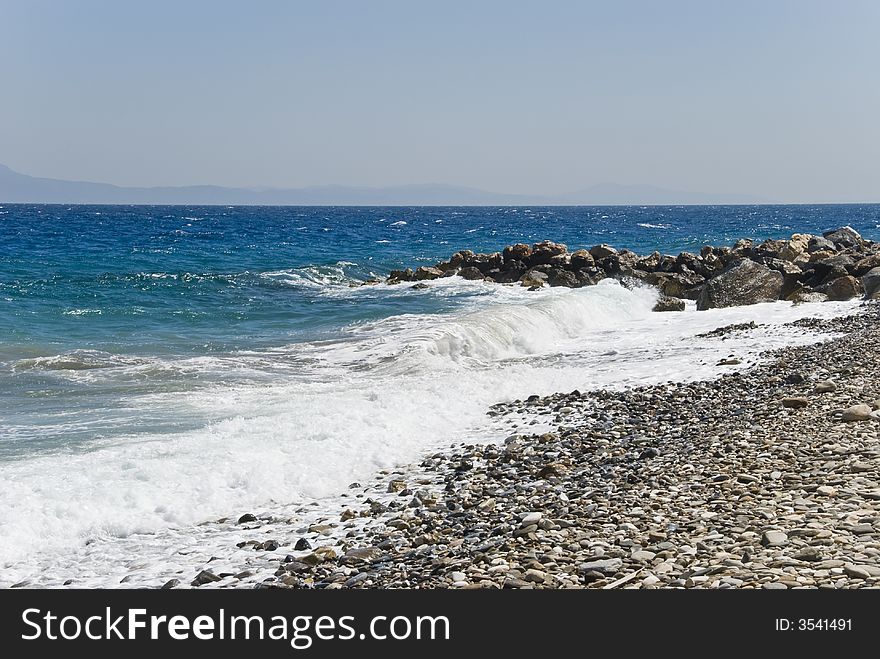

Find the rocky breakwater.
[
  {"left": 255, "top": 304, "right": 880, "bottom": 589},
  {"left": 386, "top": 226, "right": 880, "bottom": 311}
]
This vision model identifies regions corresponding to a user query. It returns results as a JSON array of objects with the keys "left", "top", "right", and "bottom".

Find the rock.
[
  {"left": 302, "top": 547, "right": 337, "bottom": 565},
  {"left": 642, "top": 574, "right": 661, "bottom": 587},
  {"left": 813, "top": 380, "right": 836, "bottom": 393},
  {"left": 787, "top": 288, "right": 828, "bottom": 303},
  {"left": 781, "top": 397, "right": 809, "bottom": 409},
  {"left": 589, "top": 244, "right": 618, "bottom": 260},
  {"left": 294, "top": 538, "right": 311, "bottom": 551},
  {"left": 387, "top": 479, "right": 407, "bottom": 493},
  {"left": 525, "top": 569, "right": 547, "bottom": 583},
  {"left": 160, "top": 579, "right": 180, "bottom": 589},
  {"left": 387, "top": 267, "right": 415, "bottom": 283},
  {"left": 863, "top": 267, "right": 880, "bottom": 299},
  {"left": 649, "top": 272, "right": 704, "bottom": 299},
  {"left": 807, "top": 236, "right": 835, "bottom": 253},
  {"left": 816, "top": 485, "right": 837, "bottom": 496},
  {"left": 778, "top": 234, "right": 812, "bottom": 261},
  {"left": 823, "top": 226, "right": 863, "bottom": 248},
  {"left": 237, "top": 513, "right": 257, "bottom": 524},
  {"left": 343, "top": 547, "right": 383, "bottom": 564},
  {"left": 793, "top": 548, "right": 823, "bottom": 562},
  {"left": 577, "top": 558, "right": 623, "bottom": 574},
  {"left": 258, "top": 540, "right": 280, "bottom": 551},
  {"left": 415, "top": 266, "right": 444, "bottom": 281},
  {"left": 520, "top": 512, "right": 543, "bottom": 526},
  {"left": 697, "top": 259, "right": 783, "bottom": 310},
  {"left": 191, "top": 570, "right": 222, "bottom": 586},
  {"left": 520, "top": 270, "right": 548, "bottom": 288},
  {"left": 761, "top": 531, "right": 789, "bottom": 547},
  {"left": 450, "top": 571, "right": 467, "bottom": 582},
  {"left": 503, "top": 243, "right": 533, "bottom": 263},
  {"left": 570, "top": 249, "right": 595, "bottom": 269},
  {"left": 458, "top": 266, "right": 485, "bottom": 281},
  {"left": 841, "top": 404, "right": 873, "bottom": 422},
  {"left": 652, "top": 295, "right": 685, "bottom": 312},
  {"left": 853, "top": 253, "right": 880, "bottom": 276},
  {"left": 843, "top": 565, "right": 872, "bottom": 580},
  {"left": 529, "top": 241, "right": 568, "bottom": 265},
  {"left": 631, "top": 550, "right": 656, "bottom": 562},
  {"left": 548, "top": 269, "right": 579, "bottom": 287},
  {"left": 763, "top": 582, "right": 788, "bottom": 590},
  {"left": 340, "top": 509, "right": 357, "bottom": 521},
  {"left": 411, "top": 283, "right": 429, "bottom": 290},
  {"left": 818, "top": 275, "right": 863, "bottom": 301},
  {"left": 344, "top": 573, "right": 370, "bottom": 588}
]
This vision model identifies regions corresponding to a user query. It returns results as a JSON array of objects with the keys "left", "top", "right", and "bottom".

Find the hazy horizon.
[{"left": 2, "top": 1, "right": 879, "bottom": 203}]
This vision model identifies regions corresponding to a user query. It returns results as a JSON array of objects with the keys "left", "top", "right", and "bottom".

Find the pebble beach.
[{"left": 242, "top": 301, "right": 879, "bottom": 590}]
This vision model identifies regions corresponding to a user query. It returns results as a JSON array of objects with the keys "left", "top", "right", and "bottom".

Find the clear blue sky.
[{"left": 1, "top": 0, "right": 878, "bottom": 201}]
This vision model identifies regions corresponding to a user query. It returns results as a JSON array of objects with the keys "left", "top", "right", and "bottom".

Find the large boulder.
[
  {"left": 494, "top": 260, "right": 527, "bottom": 283},
  {"left": 448, "top": 250, "right": 475, "bottom": 267},
  {"left": 863, "top": 267, "right": 880, "bottom": 299},
  {"left": 637, "top": 251, "right": 663, "bottom": 271},
  {"left": 808, "top": 236, "right": 835, "bottom": 253},
  {"left": 502, "top": 243, "right": 532, "bottom": 263},
  {"left": 753, "top": 239, "right": 787, "bottom": 260},
  {"left": 388, "top": 268, "right": 415, "bottom": 283},
  {"left": 652, "top": 295, "right": 685, "bottom": 312},
  {"left": 778, "top": 234, "right": 812, "bottom": 262},
  {"left": 818, "top": 275, "right": 863, "bottom": 301},
  {"left": 463, "top": 252, "right": 503, "bottom": 272},
  {"left": 519, "top": 269, "right": 549, "bottom": 288},
  {"left": 823, "top": 226, "right": 863, "bottom": 249},
  {"left": 570, "top": 249, "right": 595, "bottom": 269},
  {"left": 731, "top": 239, "right": 754, "bottom": 258},
  {"left": 529, "top": 241, "right": 567, "bottom": 266},
  {"left": 853, "top": 253, "right": 880, "bottom": 276},
  {"left": 646, "top": 272, "right": 705, "bottom": 300},
  {"left": 548, "top": 269, "right": 579, "bottom": 287},
  {"left": 458, "top": 266, "right": 485, "bottom": 280},
  {"left": 588, "top": 244, "right": 618, "bottom": 260},
  {"left": 697, "top": 259, "right": 783, "bottom": 310},
  {"left": 415, "top": 266, "right": 444, "bottom": 280}
]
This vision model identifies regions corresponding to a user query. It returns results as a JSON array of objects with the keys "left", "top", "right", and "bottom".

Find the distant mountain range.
[{"left": 0, "top": 164, "right": 769, "bottom": 206}]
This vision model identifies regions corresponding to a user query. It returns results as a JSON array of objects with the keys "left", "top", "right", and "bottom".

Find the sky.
[{"left": 1, "top": 0, "right": 878, "bottom": 202}]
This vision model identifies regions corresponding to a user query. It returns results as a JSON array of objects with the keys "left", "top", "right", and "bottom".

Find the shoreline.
[
  {"left": 248, "top": 300, "right": 880, "bottom": 589},
  {"left": 5, "top": 227, "right": 879, "bottom": 589}
]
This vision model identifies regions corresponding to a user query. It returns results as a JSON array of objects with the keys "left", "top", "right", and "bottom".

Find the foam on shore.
[{"left": 0, "top": 280, "right": 863, "bottom": 587}]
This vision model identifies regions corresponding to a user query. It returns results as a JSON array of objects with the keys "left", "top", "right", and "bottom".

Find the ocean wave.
[
  {"left": 637, "top": 222, "right": 672, "bottom": 229},
  {"left": 14, "top": 350, "right": 147, "bottom": 372},
  {"left": 404, "top": 281, "right": 658, "bottom": 364},
  {"left": 0, "top": 286, "right": 861, "bottom": 581},
  {"left": 317, "top": 280, "right": 659, "bottom": 372},
  {"left": 63, "top": 308, "right": 102, "bottom": 316},
  {"left": 259, "top": 261, "right": 374, "bottom": 289}
]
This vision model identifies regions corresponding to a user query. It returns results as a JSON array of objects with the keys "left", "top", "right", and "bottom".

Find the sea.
[{"left": 1, "top": 203, "right": 879, "bottom": 587}]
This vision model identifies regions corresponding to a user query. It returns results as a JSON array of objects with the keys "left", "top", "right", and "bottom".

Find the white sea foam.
[
  {"left": 0, "top": 281, "right": 861, "bottom": 587},
  {"left": 390, "top": 221, "right": 407, "bottom": 226},
  {"left": 637, "top": 222, "right": 673, "bottom": 229}
]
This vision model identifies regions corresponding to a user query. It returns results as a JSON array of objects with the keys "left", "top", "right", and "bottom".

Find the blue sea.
[{"left": 1, "top": 203, "right": 878, "bottom": 586}]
